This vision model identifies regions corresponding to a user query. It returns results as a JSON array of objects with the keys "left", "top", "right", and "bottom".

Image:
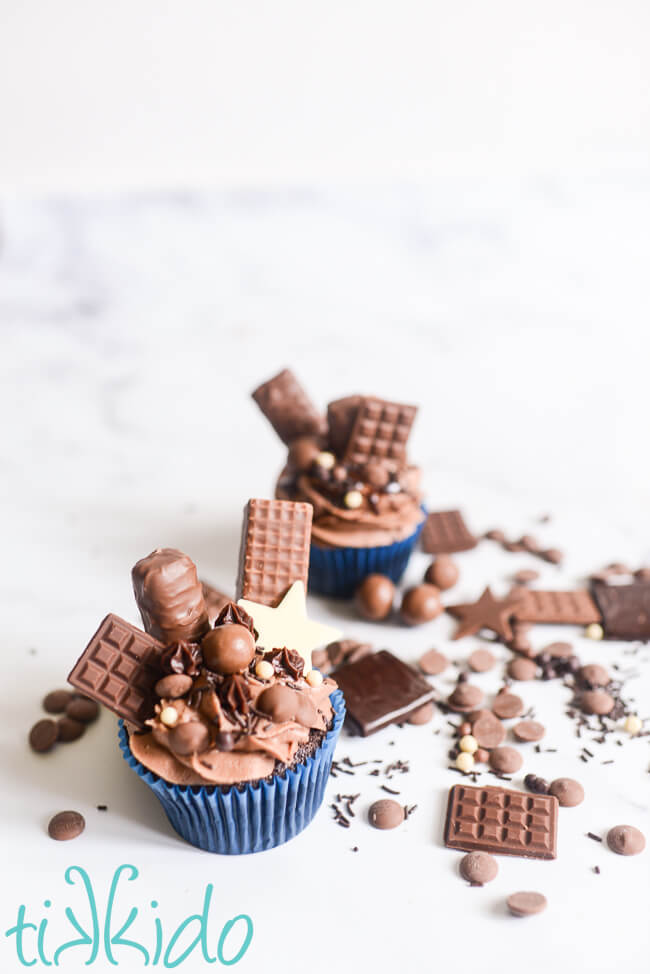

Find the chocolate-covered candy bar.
[
  {"left": 68, "top": 614, "right": 164, "bottom": 730},
  {"left": 444, "top": 783, "right": 558, "bottom": 860},
  {"left": 513, "top": 589, "right": 601, "bottom": 625},
  {"left": 421, "top": 510, "right": 477, "bottom": 554},
  {"left": 343, "top": 396, "right": 417, "bottom": 469},
  {"left": 132, "top": 548, "right": 209, "bottom": 644},
  {"left": 236, "top": 498, "right": 313, "bottom": 607},
  {"left": 334, "top": 649, "right": 436, "bottom": 735},
  {"left": 251, "top": 369, "right": 327, "bottom": 445},
  {"left": 591, "top": 582, "right": 650, "bottom": 640}
]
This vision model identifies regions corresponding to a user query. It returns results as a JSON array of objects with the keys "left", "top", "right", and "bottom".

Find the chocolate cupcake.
[{"left": 252, "top": 370, "right": 426, "bottom": 596}]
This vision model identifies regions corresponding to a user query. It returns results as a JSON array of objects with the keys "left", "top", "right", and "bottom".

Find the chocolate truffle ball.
[
  {"left": 287, "top": 436, "right": 321, "bottom": 472},
  {"left": 400, "top": 584, "right": 442, "bottom": 626},
  {"left": 201, "top": 624, "right": 256, "bottom": 674},
  {"left": 362, "top": 461, "right": 391, "bottom": 489},
  {"left": 355, "top": 574, "right": 395, "bottom": 621},
  {"left": 425, "top": 555, "right": 459, "bottom": 591}
]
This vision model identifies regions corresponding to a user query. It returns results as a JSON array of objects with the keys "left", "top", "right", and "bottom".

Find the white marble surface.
[{"left": 1, "top": 184, "right": 649, "bottom": 973}]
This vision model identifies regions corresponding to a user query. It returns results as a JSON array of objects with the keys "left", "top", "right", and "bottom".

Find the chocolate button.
[
  {"left": 368, "top": 799, "right": 404, "bottom": 830},
  {"left": 167, "top": 721, "right": 209, "bottom": 756},
  {"left": 48, "top": 810, "right": 85, "bottom": 841},
  {"left": 549, "top": 777, "right": 584, "bottom": 807},
  {"left": 507, "top": 658, "right": 538, "bottom": 681},
  {"left": 418, "top": 649, "right": 449, "bottom": 675},
  {"left": 507, "top": 891, "right": 547, "bottom": 917},
  {"left": 581, "top": 689, "right": 615, "bottom": 716},
  {"left": 66, "top": 697, "right": 100, "bottom": 723},
  {"left": 400, "top": 584, "right": 442, "bottom": 625},
  {"left": 154, "top": 674, "right": 193, "bottom": 699},
  {"left": 468, "top": 648, "right": 496, "bottom": 673},
  {"left": 492, "top": 691, "right": 524, "bottom": 720},
  {"left": 29, "top": 719, "right": 59, "bottom": 753},
  {"left": 448, "top": 683, "right": 485, "bottom": 712},
  {"left": 542, "top": 641, "right": 573, "bottom": 659},
  {"left": 513, "top": 720, "right": 546, "bottom": 743},
  {"left": 407, "top": 702, "right": 435, "bottom": 725},
  {"left": 578, "top": 663, "right": 610, "bottom": 687},
  {"left": 459, "top": 851, "right": 498, "bottom": 885},
  {"left": 471, "top": 711, "right": 506, "bottom": 748},
  {"left": 43, "top": 689, "right": 74, "bottom": 714},
  {"left": 424, "top": 555, "right": 459, "bottom": 591},
  {"left": 57, "top": 717, "right": 86, "bottom": 743},
  {"left": 607, "top": 825, "right": 645, "bottom": 856},
  {"left": 489, "top": 746, "right": 523, "bottom": 774},
  {"left": 355, "top": 574, "right": 395, "bottom": 621}
]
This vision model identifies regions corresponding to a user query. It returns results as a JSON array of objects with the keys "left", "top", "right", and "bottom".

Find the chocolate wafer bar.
[
  {"left": 132, "top": 548, "right": 209, "bottom": 645},
  {"left": 236, "top": 498, "right": 313, "bottom": 606},
  {"left": 444, "top": 783, "right": 558, "bottom": 860},
  {"left": 251, "top": 369, "right": 327, "bottom": 445},
  {"left": 591, "top": 582, "right": 650, "bottom": 640},
  {"left": 421, "top": 510, "right": 477, "bottom": 554},
  {"left": 513, "top": 589, "right": 601, "bottom": 625},
  {"left": 343, "top": 396, "right": 417, "bottom": 469},
  {"left": 68, "top": 614, "right": 164, "bottom": 729}
]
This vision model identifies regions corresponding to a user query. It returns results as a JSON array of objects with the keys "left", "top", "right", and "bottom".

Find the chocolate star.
[{"left": 447, "top": 586, "right": 523, "bottom": 642}]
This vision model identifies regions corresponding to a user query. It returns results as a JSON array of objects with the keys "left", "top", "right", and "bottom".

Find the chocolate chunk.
[
  {"left": 418, "top": 648, "right": 449, "bottom": 675},
  {"left": 236, "top": 498, "right": 312, "bottom": 607},
  {"left": 447, "top": 587, "right": 523, "bottom": 642},
  {"left": 606, "top": 825, "right": 646, "bottom": 856},
  {"left": 444, "top": 783, "right": 558, "bottom": 859},
  {"left": 335, "top": 650, "right": 436, "bottom": 736},
  {"left": 368, "top": 799, "right": 404, "bottom": 830},
  {"left": 355, "top": 574, "right": 395, "bottom": 621},
  {"left": 42, "top": 689, "right": 74, "bottom": 714},
  {"left": 200, "top": 581, "right": 231, "bottom": 625},
  {"left": 581, "top": 689, "right": 615, "bottom": 716},
  {"left": 29, "top": 719, "right": 59, "bottom": 753},
  {"left": 514, "top": 590, "right": 601, "bottom": 625},
  {"left": 132, "top": 548, "right": 209, "bottom": 644},
  {"left": 48, "top": 810, "right": 85, "bottom": 841},
  {"left": 67, "top": 614, "right": 165, "bottom": 730},
  {"left": 154, "top": 674, "right": 193, "bottom": 699},
  {"left": 448, "top": 683, "right": 484, "bottom": 713},
  {"left": 407, "top": 702, "right": 435, "bottom": 725},
  {"left": 459, "top": 851, "right": 498, "bottom": 885},
  {"left": 201, "top": 624, "right": 256, "bottom": 675},
  {"left": 507, "top": 891, "right": 547, "bottom": 917},
  {"left": 252, "top": 369, "right": 326, "bottom": 445},
  {"left": 57, "top": 717, "right": 86, "bottom": 743},
  {"left": 421, "top": 510, "right": 476, "bottom": 555},
  {"left": 343, "top": 396, "right": 417, "bottom": 469},
  {"left": 591, "top": 582, "right": 650, "bottom": 641},
  {"left": 425, "top": 555, "right": 459, "bottom": 591},
  {"left": 507, "top": 658, "right": 538, "bottom": 681},
  {"left": 66, "top": 696, "right": 99, "bottom": 724},
  {"left": 578, "top": 663, "right": 610, "bottom": 687},
  {"left": 513, "top": 720, "right": 545, "bottom": 743},
  {"left": 471, "top": 711, "right": 506, "bottom": 748},
  {"left": 326, "top": 395, "right": 362, "bottom": 457},
  {"left": 400, "top": 584, "right": 442, "bottom": 625},
  {"left": 468, "top": 648, "right": 496, "bottom": 673},
  {"left": 492, "top": 691, "right": 524, "bottom": 720},
  {"left": 549, "top": 778, "right": 584, "bottom": 807},
  {"left": 489, "top": 746, "right": 523, "bottom": 774}
]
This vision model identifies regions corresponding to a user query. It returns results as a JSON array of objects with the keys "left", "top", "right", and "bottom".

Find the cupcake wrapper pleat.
[{"left": 118, "top": 689, "right": 345, "bottom": 854}]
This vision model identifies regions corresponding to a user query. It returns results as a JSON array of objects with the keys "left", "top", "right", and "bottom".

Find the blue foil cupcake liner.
[
  {"left": 117, "top": 688, "right": 345, "bottom": 854},
  {"left": 308, "top": 512, "right": 426, "bottom": 597}
]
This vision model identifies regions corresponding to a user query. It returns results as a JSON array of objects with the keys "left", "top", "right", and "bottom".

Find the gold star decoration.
[
  {"left": 238, "top": 581, "right": 341, "bottom": 672},
  {"left": 446, "top": 586, "right": 524, "bottom": 642}
]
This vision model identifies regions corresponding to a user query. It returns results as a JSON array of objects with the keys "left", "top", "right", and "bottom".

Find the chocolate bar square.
[
  {"left": 591, "top": 582, "right": 650, "bottom": 641},
  {"left": 236, "top": 498, "right": 313, "bottom": 606},
  {"left": 343, "top": 397, "right": 417, "bottom": 469},
  {"left": 513, "top": 589, "right": 601, "bottom": 625},
  {"left": 420, "top": 510, "right": 477, "bottom": 554}
]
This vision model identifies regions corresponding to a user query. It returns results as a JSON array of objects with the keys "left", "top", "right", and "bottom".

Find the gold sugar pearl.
[
  {"left": 305, "top": 669, "right": 323, "bottom": 687},
  {"left": 459, "top": 734, "right": 478, "bottom": 754},
  {"left": 624, "top": 715, "right": 643, "bottom": 736},
  {"left": 344, "top": 490, "right": 364, "bottom": 509},
  {"left": 255, "top": 660, "right": 275, "bottom": 680},
  {"left": 456, "top": 752, "right": 475, "bottom": 773},
  {"left": 159, "top": 706, "right": 179, "bottom": 727},
  {"left": 316, "top": 451, "right": 336, "bottom": 470},
  {"left": 584, "top": 623, "right": 604, "bottom": 640}
]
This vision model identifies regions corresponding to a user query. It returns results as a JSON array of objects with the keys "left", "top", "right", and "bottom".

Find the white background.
[{"left": 1, "top": 4, "right": 650, "bottom": 973}]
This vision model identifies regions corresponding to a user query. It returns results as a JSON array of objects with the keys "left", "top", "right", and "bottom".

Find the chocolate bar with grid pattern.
[
  {"left": 236, "top": 498, "right": 313, "bottom": 606},
  {"left": 67, "top": 614, "right": 164, "bottom": 729},
  {"left": 420, "top": 510, "right": 477, "bottom": 554},
  {"left": 444, "top": 783, "right": 558, "bottom": 860},
  {"left": 513, "top": 589, "right": 601, "bottom": 625},
  {"left": 252, "top": 369, "right": 327, "bottom": 445},
  {"left": 343, "top": 396, "right": 417, "bottom": 468},
  {"left": 591, "top": 582, "right": 650, "bottom": 640}
]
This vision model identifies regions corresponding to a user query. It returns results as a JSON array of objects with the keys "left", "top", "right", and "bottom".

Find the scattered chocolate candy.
[
  {"left": 48, "top": 810, "right": 85, "bottom": 841},
  {"left": 201, "top": 624, "right": 256, "bottom": 674},
  {"left": 42, "top": 689, "right": 74, "bottom": 714},
  {"left": 459, "top": 721, "right": 472, "bottom": 736},
  {"left": 65, "top": 697, "right": 99, "bottom": 724},
  {"left": 489, "top": 746, "right": 523, "bottom": 774},
  {"left": 418, "top": 648, "right": 449, "bottom": 675},
  {"left": 507, "top": 891, "right": 547, "bottom": 917},
  {"left": 524, "top": 774, "right": 550, "bottom": 795},
  {"left": 513, "top": 569, "right": 540, "bottom": 585},
  {"left": 492, "top": 691, "right": 524, "bottom": 720},
  {"left": 459, "top": 851, "right": 498, "bottom": 885},
  {"left": 407, "top": 702, "right": 435, "bottom": 725},
  {"left": 468, "top": 648, "right": 496, "bottom": 673},
  {"left": 513, "top": 720, "right": 546, "bottom": 743},
  {"left": 471, "top": 711, "right": 506, "bottom": 748},
  {"left": 549, "top": 778, "right": 584, "bottom": 807},
  {"left": 507, "top": 658, "right": 538, "bottom": 681},
  {"left": 606, "top": 825, "right": 646, "bottom": 856},
  {"left": 355, "top": 574, "right": 395, "bottom": 621},
  {"left": 154, "top": 674, "right": 193, "bottom": 699},
  {"left": 57, "top": 717, "right": 86, "bottom": 743},
  {"left": 581, "top": 689, "right": 615, "bottom": 716},
  {"left": 474, "top": 748, "right": 489, "bottom": 763},
  {"left": 400, "top": 584, "right": 442, "bottom": 625},
  {"left": 29, "top": 719, "right": 59, "bottom": 753},
  {"left": 368, "top": 799, "right": 404, "bottom": 830},
  {"left": 424, "top": 555, "right": 459, "bottom": 591},
  {"left": 578, "top": 663, "right": 610, "bottom": 688},
  {"left": 447, "top": 682, "right": 485, "bottom": 712}
]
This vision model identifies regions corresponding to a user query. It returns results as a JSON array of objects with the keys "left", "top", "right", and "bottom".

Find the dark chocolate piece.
[
  {"left": 132, "top": 548, "right": 209, "bottom": 644},
  {"left": 343, "top": 396, "right": 417, "bottom": 469},
  {"left": 252, "top": 369, "right": 326, "bottom": 445},
  {"left": 591, "top": 582, "right": 650, "bottom": 641},
  {"left": 421, "top": 510, "right": 477, "bottom": 554},
  {"left": 514, "top": 589, "right": 601, "bottom": 625},
  {"left": 444, "top": 783, "right": 558, "bottom": 860},
  {"left": 236, "top": 498, "right": 313, "bottom": 606},
  {"left": 334, "top": 649, "right": 436, "bottom": 735},
  {"left": 67, "top": 614, "right": 164, "bottom": 730}
]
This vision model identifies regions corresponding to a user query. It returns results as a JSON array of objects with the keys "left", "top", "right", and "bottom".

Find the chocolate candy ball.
[
  {"left": 400, "top": 584, "right": 442, "bottom": 625},
  {"left": 287, "top": 436, "right": 321, "bottom": 472},
  {"left": 362, "top": 461, "right": 390, "bottom": 489},
  {"left": 424, "top": 555, "right": 459, "bottom": 591},
  {"left": 201, "top": 624, "right": 256, "bottom": 674},
  {"left": 355, "top": 574, "right": 395, "bottom": 621}
]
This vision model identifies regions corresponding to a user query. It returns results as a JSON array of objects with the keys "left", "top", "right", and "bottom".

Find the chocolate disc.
[
  {"left": 448, "top": 683, "right": 485, "bottom": 712},
  {"left": 468, "top": 648, "right": 496, "bottom": 673},
  {"left": 418, "top": 648, "right": 449, "bottom": 675},
  {"left": 489, "top": 746, "right": 523, "bottom": 774},
  {"left": 201, "top": 624, "right": 256, "bottom": 675},
  {"left": 400, "top": 584, "right": 442, "bottom": 626},
  {"left": 459, "top": 851, "right": 498, "bottom": 885},
  {"left": 578, "top": 663, "right": 610, "bottom": 687},
  {"left": 581, "top": 689, "right": 615, "bottom": 716},
  {"left": 368, "top": 799, "right": 404, "bottom": 830},
  {"left": 492, "top": 691, "right": 524, "bottom": 720},
  {"left": 355, "top": 574, "right": 395, "bottom": 621},
  {"left": 549, "top": 777, "right": 584, "bottom": 807},
  {"left": 471, "top": 711, "right": 506, "bottom": 748},
  {"left": 606, "top": 825, "right": 646, "bottom": 856},
  {"left": 507, "top": 658, "right": 538, "bottom": 681},
  {"left": 513, "top": 720, "right": 546, "bottom": 743},
  {"left": 507, "top": 891, "right": 547, "bottom": 917}
]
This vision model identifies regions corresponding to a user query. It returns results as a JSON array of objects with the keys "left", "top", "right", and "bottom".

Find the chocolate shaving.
[{"left": 214, "top": 602, "right": 259, "bottom": 642}]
